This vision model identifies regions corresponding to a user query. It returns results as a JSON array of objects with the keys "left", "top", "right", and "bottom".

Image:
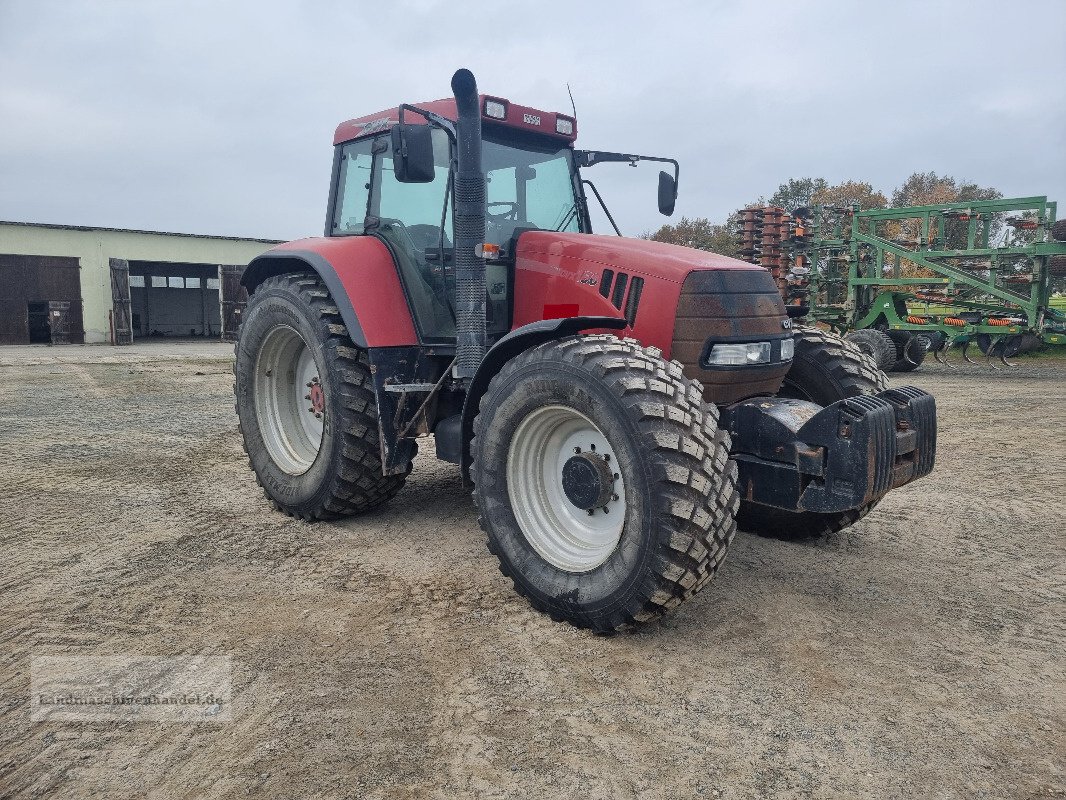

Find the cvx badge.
[
  {"left": 782, "top": 318, "right": 793, "bottom": 329},
  {"left": 523, "top": 113, "right": 541, "bottom": 126}
]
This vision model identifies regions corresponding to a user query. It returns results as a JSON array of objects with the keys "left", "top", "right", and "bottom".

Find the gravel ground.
[{"left": 0, "top": 343, "right": 1063, "bottom": 799}]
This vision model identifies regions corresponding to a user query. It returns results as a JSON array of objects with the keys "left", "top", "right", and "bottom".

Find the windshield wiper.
[{"left": 554, "top": 203, "right": 579, "bottom": 232}]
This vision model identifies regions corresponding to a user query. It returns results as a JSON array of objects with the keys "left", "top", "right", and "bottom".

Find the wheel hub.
[
  {"left": 561, "top": 451, "right": 615, "bottom": 511},
  {"left": 306, "top": 377, "right": 325, "bottom": 416}
]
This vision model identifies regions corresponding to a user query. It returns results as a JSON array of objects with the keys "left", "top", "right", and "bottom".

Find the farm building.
[{"left": 0, "top": 221, "right": 281, "bottom": 345}]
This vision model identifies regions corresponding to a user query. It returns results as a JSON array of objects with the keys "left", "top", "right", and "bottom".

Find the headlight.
[
  {"left": 556, "top": 116, "right": 575, "bottom": 135},
  {"left": 484, "top": 99, "right": 507, "bottom": 119},
  {"left": 780, "top": 338, "right": 794, "bottom": 361},
  {"left": 705, "top": 342, "right": 771, "bottom": 366}
]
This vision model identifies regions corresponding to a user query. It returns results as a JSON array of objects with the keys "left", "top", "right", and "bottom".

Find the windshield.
[{"left": 482, "top": 133, "right": 582, "bottom": 247}]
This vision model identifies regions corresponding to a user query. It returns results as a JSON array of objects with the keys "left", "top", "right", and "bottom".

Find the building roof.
[{"left": 0, "top": 220, "right": 284, "bottom": 244}]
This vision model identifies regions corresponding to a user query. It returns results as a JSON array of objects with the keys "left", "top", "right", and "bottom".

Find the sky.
[{"left": 1, "top": 0, "right": 1064, "bottom": 241}]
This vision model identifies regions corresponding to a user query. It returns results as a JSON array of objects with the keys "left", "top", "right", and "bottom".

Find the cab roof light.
[
  {"left": 556, "top": 115, "right": 574, "bottom": 135},
  {"left": 483, "top": 99, "right": 507, "bottom": 120}
]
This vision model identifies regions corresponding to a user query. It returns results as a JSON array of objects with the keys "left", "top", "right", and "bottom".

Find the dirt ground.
[{"left": 0, "top": 342, "right": 1063, "bottom": 799}]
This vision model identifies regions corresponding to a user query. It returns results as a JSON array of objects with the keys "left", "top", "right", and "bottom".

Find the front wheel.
[
  {"left": 844, "top": 329, "right": 896, "bottom": 372},
  {"left": 778, "top": 327, "right": 887, "bottom": 405},
  {"left": 471, "top": 336, "right": 738, "bottom": 633}
]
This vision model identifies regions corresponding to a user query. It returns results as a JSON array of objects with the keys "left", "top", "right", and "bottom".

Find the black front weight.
[{"left": 725, "top": 387, "right": 936, "bottom": 514}]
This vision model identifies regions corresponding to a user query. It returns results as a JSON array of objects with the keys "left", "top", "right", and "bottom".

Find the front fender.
[
  {"left": 458, "top": 316, "right": 627, "bottom": 483},
  {"left": 242, "top": 237, "right": 417, "bottom": 348}
]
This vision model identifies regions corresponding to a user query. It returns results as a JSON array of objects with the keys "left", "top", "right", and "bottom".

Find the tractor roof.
[{"left": 334, "top": 95, "right": 577, "bottom": 146}]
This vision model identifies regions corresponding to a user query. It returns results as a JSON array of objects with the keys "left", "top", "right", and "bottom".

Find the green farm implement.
[{"left": 739, "top": 197, "right": 1066, "bottom": 370}]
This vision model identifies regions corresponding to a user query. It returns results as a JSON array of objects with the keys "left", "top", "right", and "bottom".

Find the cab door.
[{"left": 369, "top": 128, "right": 457, "bottom": 344}]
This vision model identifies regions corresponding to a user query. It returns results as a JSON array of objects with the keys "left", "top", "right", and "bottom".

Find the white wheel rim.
[
  {"left": 506, "top": 405, "right": 626, "bottom": 573},
  {"left": 253, "top": 325, "right": 324, "bottom": 475}
]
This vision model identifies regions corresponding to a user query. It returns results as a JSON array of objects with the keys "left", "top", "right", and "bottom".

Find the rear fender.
[
  {"left": 241, "top": 237, "right": 418, "bottom": 348},
  {"left": 242, "top": 238, "right": 421, "bottom": 477},
  {"left": 455, "top": 316, "right": 627, "bottom": 483}
]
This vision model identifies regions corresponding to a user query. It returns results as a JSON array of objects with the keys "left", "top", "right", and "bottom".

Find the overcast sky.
[{"left": 1, "top": 0, "right": 1064, "bottom": 241}]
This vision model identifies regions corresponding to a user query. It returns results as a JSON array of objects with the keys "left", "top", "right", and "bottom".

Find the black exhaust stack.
[{"left": 451, "top": 68, "right": 487, "bottom": 380}]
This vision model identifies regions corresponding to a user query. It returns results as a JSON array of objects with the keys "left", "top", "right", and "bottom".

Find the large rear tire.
[
  {"left": 234, "top": 272, "right": 409, "bottom": 520},
  {"left": 739, "top": 327, "right": 887, "bottom": 540},
  {"left": 471, "top": 335, "right": 738, "bottom": 633}
]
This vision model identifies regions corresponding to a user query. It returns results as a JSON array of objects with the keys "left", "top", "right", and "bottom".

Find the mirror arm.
[
  {"left": 581, "top": 179, "right": 622, "bottom": 237},
  {"left": 575, "top": 150, "right": 679, "bottom": 188},
  {"left": 398, "top": 103, "right": 457, "bottom": 142}
]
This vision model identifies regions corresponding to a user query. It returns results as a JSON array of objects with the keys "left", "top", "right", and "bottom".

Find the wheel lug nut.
[
  {"left": 603, "top": 453, "right": 610, "bottom": 462},
  {"left": 602, "top": 506, "right": 609, "bottom": 514},
  {"left": 305, "top": 394, "right": 311, "bottom": 400},
  {"left": 589, "top": 444, "right": 596, "bottom": 451},
  {"left": 612, "top": 494, "right": 619, "bottom": 502},
  {"left": 587, "top": 509, "right": 594, "bottom": 516},
  {"left": 613, "top": 472, "right": 619, "bottom": 480},
  {"left": 574, "top": 447, "right": 581, "bottom": 454}
]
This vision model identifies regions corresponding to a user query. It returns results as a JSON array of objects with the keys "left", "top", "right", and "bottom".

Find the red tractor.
[{"left": 235, "top": 69, "right": 936, "bottom": 632}]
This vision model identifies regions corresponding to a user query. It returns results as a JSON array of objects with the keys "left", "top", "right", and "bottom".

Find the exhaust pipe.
[{"left": 450, "top": 68, "right": 487, "bottom": 380}]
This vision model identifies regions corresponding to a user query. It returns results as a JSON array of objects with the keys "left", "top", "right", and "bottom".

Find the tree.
[
  {"left": 889, "top": 171, "right": 1003, "bottom": 251},
  {"left": 891, "top": 172, "right": 962, "bottom": 208},
  {"left": 957, "top": 180, "right": 1002, "bottom": 204},
  {"left": 643, "top": 216, "right": 738, "bottom": 257},
  {"left": 810, "top": 180, "right": 887, "bottom": 210},
  {"left": 767, "top": 178, "right": 828, "bottom": 212}
]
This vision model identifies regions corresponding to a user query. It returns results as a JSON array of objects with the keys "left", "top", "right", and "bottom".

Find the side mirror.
[
  {"left": 658, "top": 171, "right": 677, "bottom": 216},
  {"left": 391, "top": 124, "right": 436, "bottom": 183}
]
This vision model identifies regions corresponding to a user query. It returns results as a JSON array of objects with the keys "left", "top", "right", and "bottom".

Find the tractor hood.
[
  {"left": 514, "top": 231, "right": 766, "bottom": 283},
  {"left": 511, "top": 230, "right": 791, "bottom": 405}
]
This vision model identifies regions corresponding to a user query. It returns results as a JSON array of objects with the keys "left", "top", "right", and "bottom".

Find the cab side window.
[
  {"left": 373, "top": 129, "right": 453, "bottom": 250},
  {"left": 331, "top": 139, "right": 375, "bottom": 235}
]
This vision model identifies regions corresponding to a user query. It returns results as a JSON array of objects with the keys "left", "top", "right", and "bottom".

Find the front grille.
[{"left": 671, "top": 269, "right": 791, "bottom": 405}]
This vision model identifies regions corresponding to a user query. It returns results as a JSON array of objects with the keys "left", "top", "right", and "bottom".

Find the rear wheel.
[
  {"left": 234, "top": 272, "right": 409, "bottom": 520},
  {"left": 740, "top": 327, "right": 887, "bottom": 540},
  {"left": 471, "top": 335, "right": 738, "bottom": 633}
]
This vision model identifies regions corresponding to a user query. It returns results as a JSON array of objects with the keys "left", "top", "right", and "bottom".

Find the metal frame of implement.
[{"left": 780, "top": 196, "right": 1066, "bottom": 367}]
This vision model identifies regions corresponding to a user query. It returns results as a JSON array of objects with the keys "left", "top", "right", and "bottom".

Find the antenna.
[{"left": 566, "top": 83, "right": 577, "bottom": 119}]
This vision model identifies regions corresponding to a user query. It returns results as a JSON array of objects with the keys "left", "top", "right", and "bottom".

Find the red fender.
[{"left": 243, "top": 237, "right": 417, "bottom": 348}]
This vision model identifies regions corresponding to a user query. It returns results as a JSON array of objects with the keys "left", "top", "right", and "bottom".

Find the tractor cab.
[{"left": 325, "top": 93, "right": 676, "bottom": 346}]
